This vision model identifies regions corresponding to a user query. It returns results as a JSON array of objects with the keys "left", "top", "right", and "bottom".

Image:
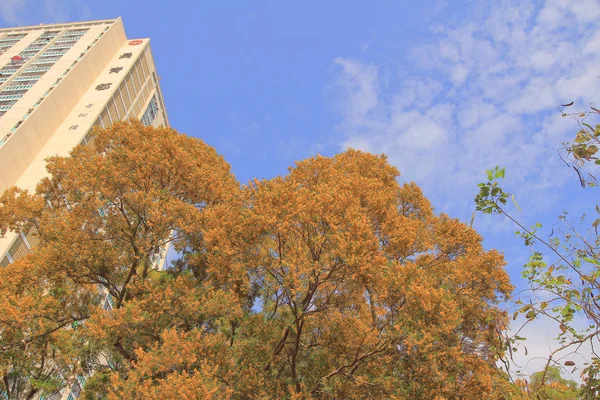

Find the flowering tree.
[{"left": 1, "top": 121, "right": 513, "bottom": 399}]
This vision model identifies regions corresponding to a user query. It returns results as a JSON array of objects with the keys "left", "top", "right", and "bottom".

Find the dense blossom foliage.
[{"left": 0, "top": 121, "right": 513, "bottom": 399}]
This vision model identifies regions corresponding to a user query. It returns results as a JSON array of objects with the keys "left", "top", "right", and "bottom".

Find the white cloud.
[
  {"left": 529, "top": 50, "right": 556, "bottom": 71},
  {"left": 391, "top": 77, "right": 442, "bottom": 110},
  {"left": 457, "top": 100, "right": 497, "bottom": 129},
  {"left": 450, "top": 64, "right": 469, "bottom": 86},
  {"left": 327, "top": 0, "right": 600, "bottom": 218},
  {"left": 507, "top": 310, "right": 596, "bottom": 384},
  {"left": 0, "top": 0, "right": 25, "bottom": 24},
  {"left": 330, "top": 58, "right": 380, "bottom": 128}
]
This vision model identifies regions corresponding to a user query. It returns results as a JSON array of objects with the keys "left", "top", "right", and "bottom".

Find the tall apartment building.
[{"left": 0, "top": 18, "right": 169, "bottom": 269}]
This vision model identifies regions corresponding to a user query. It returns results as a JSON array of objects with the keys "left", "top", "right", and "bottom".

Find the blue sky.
[{"left": 2, "top": 0, "right": 599, "bottom": 379}]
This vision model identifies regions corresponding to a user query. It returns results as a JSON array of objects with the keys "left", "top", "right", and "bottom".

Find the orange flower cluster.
[{"left": 0, "top": 121, "right": 513, "bottom": 399}]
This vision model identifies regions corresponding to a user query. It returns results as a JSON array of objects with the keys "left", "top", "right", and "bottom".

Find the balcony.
[
  {"left": 32, "top": 58, "right": 59, "bottom": 65},
  {"left": 13, "top": 76, "right": 40, "bottom": 82},
  {"left": 54, "top": 38, "right": 78, "bottom": 45},
  {"left": 39, "top": 33, "right": 58, "bottom": 39},
  {"left": 20, "top": 52, "right": 38, "bottom": 59},
  {"left": 24, "top": 66, "right": 50, "bottom": 73},
  {"left": 0, "top": 38, "right": 21, "bottom": 44},
  {"left": 48, "top": 44, "right": 73, "bottom": 51},
  {"left": 0, "top": 94, "right": 22, "bottom": 101},
  {"left": 40, "top": 51, "right": 66, "bottom": 57},
  {"left": 62, "top": 30, "right": 88, "bottom": 37},
  {"left": 3, "top": 84, "right": 33, "bottom": 91}
]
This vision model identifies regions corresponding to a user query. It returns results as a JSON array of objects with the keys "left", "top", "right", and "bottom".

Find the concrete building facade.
[{"left": 0, "top": 18, "right": 169, "bottom": 269}]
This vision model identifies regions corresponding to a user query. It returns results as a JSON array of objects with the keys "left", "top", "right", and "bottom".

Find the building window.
[
  {"left": 141, "top": 95, "right": 159, "bottom": 126},
  {"left": 0, "top": 256, "right": 10, "bottom": 268},
  {"left": 40, "top": 51, "right": 66, "bottom": 57},
  {"left": 24, "top": 66, "right": 51, "bottom": 73},
  {"left": 3, "top": 84, "right": 33, "bottom": 91},
  {"left": 8, "top": 235, "right": 29, "bottom": 261},
  {"left": 0, "top": 94, "right": 22, "bottom": 101}
]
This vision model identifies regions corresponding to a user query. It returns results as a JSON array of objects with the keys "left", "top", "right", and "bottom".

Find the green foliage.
[
  {"left": 473, "top": 108, "right": 600, "bottom": 397},
  {"left": 474, "top": 166, "right": 508, "bottom": 215},
  {"left": 559, "top": 104, "right": 600, "bottom": 187},
  {"left": 79, "top": 373, "right": 110, "bottom": 400},
  {"left": 527, "top": 366, "right": 580, "bottom": 400}
]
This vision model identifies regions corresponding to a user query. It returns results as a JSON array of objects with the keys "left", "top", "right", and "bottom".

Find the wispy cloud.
[
  {"left": 0, "top": 0, "right": 91, "bottom": 26},
  {"left": 0, "top": 0, "right": 26, "bottom": 25},
  {"left": 327, "top": 0, "right": 600, "bottom": 219}
]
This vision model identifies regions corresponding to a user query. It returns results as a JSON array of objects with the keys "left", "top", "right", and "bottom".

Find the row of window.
[
  {"left": 24, "top": 66, "right": 51, "bottom": 73},
  {"left": 63, "top": 30, "right": 88, "bottom": 37},
  {"left": 0, "top": 35, "right": 25, "bottom": 44},
  {"left": 0, "top": 94, "right": 22, "bottom": 101},
  {"left": 13, "top": 75, "right": 40, "bottom": 82},
  {"left": 3, "top": 84, "right": 33, "bottom": 91},
  {"left": 48, "top": 43, "right": 74, "bottom": 51},
  {"left": 40, "top": 51, "right": 66, "bottom": 57},
  {"left": 0, "top": 30, "right": 60, "bottom": 104},
  {"left": 0, "top": 27, "right": 110, "bottom": 144},
  {"left": 0, "top": 29, "right": 88, "bottom": 122},
  {"left": 0, "top": 225, "right": 39, "bottom": 265},
  {"left": 20, "top": 51, "right": 38, "bottom": 58},
  {"left": 54, "top": 38, "right": 80, "bottom": 45},
  {"left": 33, "top": 57, "right": 61, "bottom": 65},
  {"left": 24, "top": 45, "right": 43, "bottom": 51}
]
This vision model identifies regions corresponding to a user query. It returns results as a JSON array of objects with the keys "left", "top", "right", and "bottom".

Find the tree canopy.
[{"left": 0, "top": 121, "right": 513, "bottom": 399}]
